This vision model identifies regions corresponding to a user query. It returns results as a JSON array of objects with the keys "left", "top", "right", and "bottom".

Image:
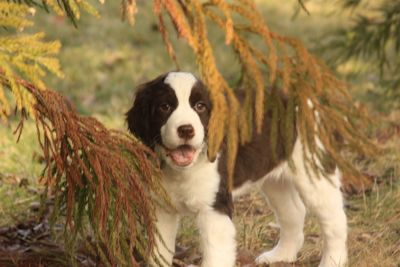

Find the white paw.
[
  {"left": 256, "top": 234, "right": 304, "bottom": 265},
  {"left": 319, "top": 249, "right": 348, "bottom": 267},
  {"left": 255, "top": 247, "right": 298, "bottom": 264}
]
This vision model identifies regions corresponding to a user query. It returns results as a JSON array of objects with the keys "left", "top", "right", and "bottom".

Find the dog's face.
[{"left": 126, "top": 72, "right": 211, "bottom": 169}]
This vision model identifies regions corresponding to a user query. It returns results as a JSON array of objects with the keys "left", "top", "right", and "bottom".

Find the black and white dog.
[{"left": 126, "top": 72, "right": 347, "bottom": 267}]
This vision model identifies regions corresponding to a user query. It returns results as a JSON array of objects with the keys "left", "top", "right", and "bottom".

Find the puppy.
[{"left": 126, "top": 72, "right": 348, "bottom": 267}]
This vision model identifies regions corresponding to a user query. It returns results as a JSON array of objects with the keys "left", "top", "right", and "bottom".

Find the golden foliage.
[
  {"left": 1, "top": 1, "right": 166, "bottom": 265},
  {"left": 122, "top": 0, "right": 138, "bottom": 25},
  {"left": 0, "top": 2, "right": 33, "bottom": 29},
  {"left": 42, "top": 0, "right": 101, "bottom": 22},
  {"left": 154, "top": 0, "right": 378, "bottom": 188},
  {"left": 0, "top": 0, "right": 103, "bottom": 122},
  {"left": 1, "top": 0, "right": 379, "bottom": 265}
]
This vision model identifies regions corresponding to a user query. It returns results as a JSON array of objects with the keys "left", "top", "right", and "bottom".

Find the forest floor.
[
  {"left": 1, "top": 122, "right": 399, "bottom": 267},
  {"left": 1, "top": 0, "right": 399, "bottom": 266}
]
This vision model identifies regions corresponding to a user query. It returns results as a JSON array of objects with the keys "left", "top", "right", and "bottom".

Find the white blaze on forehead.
[
  {"left": 160, "top": 71, "right": 205, "bottom": 154},
  {"left": 164, "top": 72, "right": 198, "bottom": 102}
]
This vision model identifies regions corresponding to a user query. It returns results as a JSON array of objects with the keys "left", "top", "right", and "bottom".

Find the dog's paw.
[
  {"left": 318, "top": 249, "right": 348, "bottom": 267},
  {"left": 256, "top": 234, "right": 303, "bottom": 265},
  {"left": 255, "top": 247, "right": 297, "bottom": 265}
]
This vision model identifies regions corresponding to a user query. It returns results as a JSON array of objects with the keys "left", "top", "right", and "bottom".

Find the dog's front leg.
[
  {"left": 151, "top": 207, "right": 179, "bottom": 267},
  {"left": 197, "top": 209, "right": 236, "bottom": 267}
]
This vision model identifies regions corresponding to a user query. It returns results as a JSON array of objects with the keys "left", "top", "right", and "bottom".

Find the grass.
[
  {"left": 175, "top": 180, "right": 400, "bottom": 266},
  {"left": 0, "top": 121, "right": 43, "bottom": 226},
  {"left": 1, "top": 0, "right": 400, "bottom": 266}
]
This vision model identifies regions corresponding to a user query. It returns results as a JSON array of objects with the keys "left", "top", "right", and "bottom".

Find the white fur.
[
  {"left": 250, "top": 139, "right": 347, "bottom": 267},
  {"left": 162, "top": 153, "right": 220, "bottom": 213},
  {"left": 256, "top": 176, "right": 305, "bottom": 264},
  {"left": 161, "top": 72, "right": 205, "bottom": 150},
  {"left": 288, "top": 140, "right": 347, "bottom": 267},
  {"left": 152, "top": 208, "right": 179, "bottom": 266},
  {"left": 149, "top": 72, "right": 347, "bottom": 267},
  {"left": 197, "top": 209, "right": 236, "bottom": 267},
  {"left": 153, "top": 152, "right": 236, "bottom": 267},
  {"left": 151, "top": 72, "right": 238, "bottom": 266}
]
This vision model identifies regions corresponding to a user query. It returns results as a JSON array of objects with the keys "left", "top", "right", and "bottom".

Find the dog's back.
[{"left": 126, "top": 72, "right": 348, "bottom": 267}]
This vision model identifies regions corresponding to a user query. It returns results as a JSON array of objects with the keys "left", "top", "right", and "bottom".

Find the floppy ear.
[
  {"left": 126, "top": 88, "right": 152, "bottom": 147},
  {"left": 203, "top": 84, "right": 216, "bottom": 163},
  {"left": 126, "top": 73, "right": 168, "bottom": 148}
]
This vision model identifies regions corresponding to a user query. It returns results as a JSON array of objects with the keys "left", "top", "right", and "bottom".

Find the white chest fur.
[{"left": 162, "top": 157, "right": 220, "bottom": 213}]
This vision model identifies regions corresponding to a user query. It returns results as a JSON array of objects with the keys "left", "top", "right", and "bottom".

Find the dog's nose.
[{"left": 177, "top": 124, "right": 195, "bottom": 140}]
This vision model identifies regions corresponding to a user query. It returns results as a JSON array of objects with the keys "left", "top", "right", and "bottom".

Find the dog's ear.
[
  {"left": 126, "top": 87, "right": 153, "bottom": 147},
  {"left": 126, "top": 73, "right": 168, "bottom": 148}
]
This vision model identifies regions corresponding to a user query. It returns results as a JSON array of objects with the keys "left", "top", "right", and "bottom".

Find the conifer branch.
[
  {"left": 321, "top": 0, "right": 400, "bottom": 104},
  {"left": 1, "top": 1, "right": 381, "bottom": 265},
  {"left": 1, "top": 69, "right": 169, "bottom": 266},
  {"left": 155, "top": 0, "right": 379, "bottom": 189}
]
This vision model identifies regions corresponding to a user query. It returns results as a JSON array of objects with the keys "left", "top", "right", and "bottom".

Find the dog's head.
[{"left": 126, "top": 72, "right": 212, "bottom": 170}]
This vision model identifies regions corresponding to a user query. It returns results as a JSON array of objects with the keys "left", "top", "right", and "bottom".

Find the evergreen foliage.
[
  {"left": 1, "top": 1, "right": 168, "bottom": 266},
  {"left": 322, "top": 0, "right": 400, "bottom": 107},
  {"left": 10, "top": 73, "right": 167, "bottom": 266},
  {"left": 1, "top": 0, "right": 379, "bottom": 266},
  {"left": 0, "top": 0, "right": 103, "bottom": 121},
  {"left": 153, "top": 0, "right": 377, "bottom": 189}
]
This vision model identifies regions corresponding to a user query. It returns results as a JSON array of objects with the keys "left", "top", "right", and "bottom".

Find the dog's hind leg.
[
  {"left": 256, "top": 173, "right": 306, "bottom": 265},
  {"left": 289, "top": 140, "right": 348, "bottom": 267}
]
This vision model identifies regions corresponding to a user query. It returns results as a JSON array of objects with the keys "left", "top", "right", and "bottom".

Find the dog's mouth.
[{"left": 165, "top": 144, "right": 197, "bottom": 167}]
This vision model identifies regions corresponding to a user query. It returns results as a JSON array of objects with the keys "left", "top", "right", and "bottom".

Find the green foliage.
[
  {"left": 320, "top": 0, "right": 400, "bottom": 109},
  {"left": 0, "top": 2, "right": 33, "bottom": 28},
  {"left": 0, "top": 0, "right": 105, "bottom": 121},
  {"left": 0, "top": 1, "right": 165, "bottom": 266},
  {"left": 0, "top": 2, "right": 56, "bottom": 120},
  {"left": 1, "top": 0, "right": 381, "bottom": 266},
  {"left": 333, "top": 0, "right": 400, "bottom": 69}
]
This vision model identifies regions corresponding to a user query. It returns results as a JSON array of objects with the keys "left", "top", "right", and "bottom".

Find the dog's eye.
[
  {"left": 194, "top": 102, "right": 207, "bottom": 113},
  {"left": 159, "top": 103, "right": 171, "bottom": 113}
]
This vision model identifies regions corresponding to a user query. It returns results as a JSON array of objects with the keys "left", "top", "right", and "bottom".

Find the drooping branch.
[
  {"left": 1, "top": 1, "right": 382, "bottom": 265},
  {"left": 2, "top": 69, "right": 170, "bottom": 266},
  {"left": 153, "top": 0, "right": 379, "bottom": 189}
]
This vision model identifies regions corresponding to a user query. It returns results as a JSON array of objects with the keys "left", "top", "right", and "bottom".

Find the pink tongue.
[{"left": 169, "top": 146, "right": 195, "bottom": 166}]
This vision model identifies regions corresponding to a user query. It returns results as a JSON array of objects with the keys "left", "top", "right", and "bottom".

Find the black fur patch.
[
  {"left": 189, "top": 81, "right": 212, "bottom": 128},
  {"left": 126, "top": 74, "right": 178, "bottom": 148}
]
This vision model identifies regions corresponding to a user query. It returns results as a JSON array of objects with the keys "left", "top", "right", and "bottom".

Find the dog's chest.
[{"left": 162, "top": 161, "right": 220, "bottom": 213}]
